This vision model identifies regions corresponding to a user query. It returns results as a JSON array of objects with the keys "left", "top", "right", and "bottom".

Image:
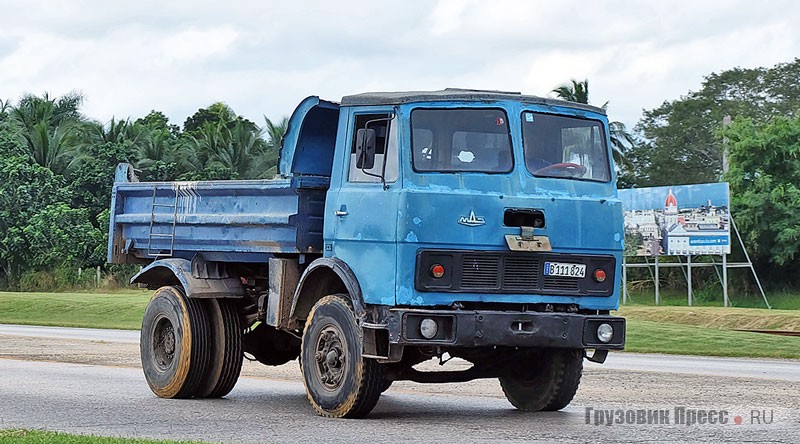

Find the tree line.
[
  {"left": 2, "top": 57, "right": 799, "bottom": 290},
  {"left": 0, "top": 95, "right": 287, "bottom": 289}
]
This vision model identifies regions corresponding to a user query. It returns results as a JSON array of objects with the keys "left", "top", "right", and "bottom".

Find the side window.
[{"left": 348, "top": 113, "right": 398, "bottom": 183}]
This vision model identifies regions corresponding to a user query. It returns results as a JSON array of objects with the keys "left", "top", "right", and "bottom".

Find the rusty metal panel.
[{"left": 266, "top": 258, "right": 300, "bottom": 329}]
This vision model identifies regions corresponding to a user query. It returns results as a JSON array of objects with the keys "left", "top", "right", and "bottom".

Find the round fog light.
[
  {"left": 597, "top": 323, "right": 614, "bottom": 343},
  {"left": 420, "top": 318, "right": 438, "bottom": 339}
]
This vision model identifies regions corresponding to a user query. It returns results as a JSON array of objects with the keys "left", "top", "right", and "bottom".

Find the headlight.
[
  {"left": 420, "top": 318, "right": 438, "bottom": 339},
  {"left": 597, "top": 323, "right": 614, "bottom": 343}
]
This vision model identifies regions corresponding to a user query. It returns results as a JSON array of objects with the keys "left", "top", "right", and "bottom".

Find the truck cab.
[
  {"left": 283, "top": 89, "right": 624, "bottom": 351},
  {"left": 110, "top": 89, "right": 625, "bottom": 418}
]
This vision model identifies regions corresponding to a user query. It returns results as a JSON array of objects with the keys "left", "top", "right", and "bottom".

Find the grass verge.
[
  {"left": 623, "top": 288, "right": 800, "bottom": 310},
  {"left": 0, "top": 429, "right": 204, "bottom": 443},
  {"left": 618, "top": 305, "right": 800, "bottom": 331},
  {"left": 0, "top": 290, "right": 149, "bottom": 330},
  {"left": 623, "top": 319, "right": 800, "bottom": 359},
  {"left": 616, "top": 305, "right": 800, "bottom": 358}
]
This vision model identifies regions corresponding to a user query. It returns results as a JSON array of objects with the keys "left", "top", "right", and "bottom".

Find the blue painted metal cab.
[{"left": 322, "top": 90, "right": 624, "bottom": 314}]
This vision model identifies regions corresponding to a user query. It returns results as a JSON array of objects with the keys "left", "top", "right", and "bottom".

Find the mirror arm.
[{"left": 361, "top": 115, "right": 395, "bottom": 189}]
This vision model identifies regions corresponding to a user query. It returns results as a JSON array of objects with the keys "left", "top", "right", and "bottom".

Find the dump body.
[{"left": 107, "top": 164, "right": 327, "bottom": 264}]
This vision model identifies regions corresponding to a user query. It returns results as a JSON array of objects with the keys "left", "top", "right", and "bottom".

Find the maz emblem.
[{"left": 458, "top": 211, "right": 486, "bottom": 227}]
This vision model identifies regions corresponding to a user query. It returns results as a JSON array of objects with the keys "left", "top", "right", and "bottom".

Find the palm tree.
[
  {"left": 551, "top": 78, "right": 632, "bottom": 169},
  {"left": 187, "top": 120, "right": 270, "bottom": 180},
  {"left": 262, "top": 116, "right": 288, "bottom": 177},
  {"left": 9, "top": 92, "right": 85, "bottom": 174},
  {"left": 608, "top": 121, "right": 634, "bottom": 170},
  {"left": 263, "top": 116, "right": 288, "bottom": 151},
  {"left": 13, "top": 92, "right": 83, "bottom": 126},
  {"left": 83, "top": 117, "right": 141, "bottom": 146},
  {"left": 25, "top": 120, "right": 80, "bottom": 174},
  {"left": 552, "top": 79, "right": 591, "bottom": 105},
  {"left": 0, "top": 99, "right": 10, "bottom": 121},
  {"left": 130, "top": 127, "right": 188, "bottom": 181}
]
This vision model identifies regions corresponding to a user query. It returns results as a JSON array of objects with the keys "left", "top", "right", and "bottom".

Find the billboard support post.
[
  {"left": 722, "top": 254, "right": 729, "bottom": 307},
  {"left": 731, "top": 216, "right": 771, "bottom": 309},
  {"left": 687, "top": 255, "right": 693, "bottom": 306},
  {"left": 654, "top": 256, "right": 660, "bottom": 305}
]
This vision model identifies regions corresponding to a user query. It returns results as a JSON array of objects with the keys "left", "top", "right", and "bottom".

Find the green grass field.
[
  {"left": 1, "top": 290, "right": 799, "bottom": 359},
  {"left": 0, "top": 290, "right": 150, "bottom": 330},
  {"left": 623, "top": 287, "right": 800, "bottom": 310},
  {"left": 0, "top": 429, "right": 203, "bottom": 444}
]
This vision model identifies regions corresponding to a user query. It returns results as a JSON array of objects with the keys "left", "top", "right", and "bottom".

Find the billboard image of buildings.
[{"left": 618, "top": 183, "right": 731, "bottom": 256}]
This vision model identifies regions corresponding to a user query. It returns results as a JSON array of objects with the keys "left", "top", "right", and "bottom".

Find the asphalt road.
[
  {"left": 1, "top": 325, "right": 799, "bottom": 443},
  {"left": 1, "top": 324, "right": 798, "bottom": 381}
]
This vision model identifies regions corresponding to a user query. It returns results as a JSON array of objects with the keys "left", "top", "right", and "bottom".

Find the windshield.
[
  {"left": 521, "top": 112, "right": 611, "bottom": 182},
  {"left": 411, "top": 108, "right": 513, "bottom": 173}
]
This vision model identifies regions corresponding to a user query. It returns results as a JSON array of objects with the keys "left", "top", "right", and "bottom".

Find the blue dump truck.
[{"left": 108, "top": 89, "right": 626, "bottom": 418}]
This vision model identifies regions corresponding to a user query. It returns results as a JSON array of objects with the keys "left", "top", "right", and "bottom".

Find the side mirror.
[{"left": 355, "top": 128, "right": 376, "bottom": 169}]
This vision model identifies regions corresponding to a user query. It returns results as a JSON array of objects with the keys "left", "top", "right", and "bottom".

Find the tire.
[
  {"left": 140, "top": 286, "right": 211, "bottom": 399},
  {"left": 300, "top": 294, "right": 383, "bottom": 418},
  {"left": 195, "top": 299, "right": 243, "bottom": 398},
  {"left": 499, "top": 348, "right": 583, "bottom": 412}
]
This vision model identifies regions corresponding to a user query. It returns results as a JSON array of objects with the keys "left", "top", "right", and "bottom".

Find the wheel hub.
[
  {"left": 315, "top": 326, "right": 346, "bottom": 389},
  {"left": 153, "top": 317, "right": 176, "bottom": 370},
  {"left": 163, "top": 330, "right": 175, "bottom": 355}
]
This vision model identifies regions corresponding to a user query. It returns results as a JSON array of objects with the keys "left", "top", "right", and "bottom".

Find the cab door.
[{"left": 326, "top": 108, "right": 401, "bottom": 306}]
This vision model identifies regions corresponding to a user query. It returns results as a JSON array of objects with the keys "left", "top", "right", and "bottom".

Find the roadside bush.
[
  {"left": 17, "top": 270, "right": 57, "bottom": 292},
  {"left": 18, "top": 266, "right": 99, "bottom": 292},
  {"left": 694, "top": 284, "right": 719, "bottom": 303}
]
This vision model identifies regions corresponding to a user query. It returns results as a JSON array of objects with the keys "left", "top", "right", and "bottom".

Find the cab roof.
[{"left": 340, "top": 88, "right": 606, "bottom": 115}]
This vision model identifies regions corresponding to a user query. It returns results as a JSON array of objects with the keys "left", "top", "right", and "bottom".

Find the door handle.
[{"left": 335, "top": 210, "right": 349, "bottom": 217}]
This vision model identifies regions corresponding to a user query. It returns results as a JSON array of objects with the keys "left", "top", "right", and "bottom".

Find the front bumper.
[{"left": 375, "top": 309, "right": 625, "bottom": 352}]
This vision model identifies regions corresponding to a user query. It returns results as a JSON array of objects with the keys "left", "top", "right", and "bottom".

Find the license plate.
[{"left": 543, "top": 262, "right": 586, "bottom": 278}]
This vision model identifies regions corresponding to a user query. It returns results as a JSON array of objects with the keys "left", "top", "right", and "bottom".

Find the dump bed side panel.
[{"left": 108, "top": 173, "right": 325, "bottom": 264}]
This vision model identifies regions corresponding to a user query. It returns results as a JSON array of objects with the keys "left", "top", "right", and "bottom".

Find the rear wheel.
[
  {"left": 140, "top": 286, "right": 211, "bottom": 399},
  {"left": 301, "top": 295, "right": 383, "bottom": 418},
  {"left": 499, "top": 348, "right": 583, "bottom": 412},
  {"left": 195, "top": 299, "right": 243, "bottom": 398}
]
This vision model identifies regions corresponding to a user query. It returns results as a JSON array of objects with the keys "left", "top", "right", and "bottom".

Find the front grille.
[
  {"left": 416, "top": 249, "right": 615, "bottom": 297},
  {"left": 543, "top": 275, "right": 580, "bottom": 291},
  {"left": 503, "top": 256, "right": 539, "bottom": 290},
  {"left": 461, "top": 254, "right": 499, "bottom": 288}
]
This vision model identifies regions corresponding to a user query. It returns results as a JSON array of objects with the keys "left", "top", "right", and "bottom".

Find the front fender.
[
  {"left": 131, "top": 258, "right": 243, "bottom": 298},
  {"left": 289, "top": 257, "right": 365, "bottom": 321}
]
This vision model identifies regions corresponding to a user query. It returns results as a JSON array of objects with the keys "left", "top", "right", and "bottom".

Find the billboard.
[{"left": 618, "top": 183, "right": 731, "bottom": 256}]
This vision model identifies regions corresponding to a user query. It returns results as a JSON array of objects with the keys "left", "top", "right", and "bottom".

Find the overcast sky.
[{"left": 2, "top": 0, "right": 798, "bottom": 130}]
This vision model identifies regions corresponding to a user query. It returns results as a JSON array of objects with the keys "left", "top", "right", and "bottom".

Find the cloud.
[
  {"left": 160, "top": 27, "right": 239, "bottom": 64},
  {"left": 0, "top": 0, "right": 798, "bottom": 130}
]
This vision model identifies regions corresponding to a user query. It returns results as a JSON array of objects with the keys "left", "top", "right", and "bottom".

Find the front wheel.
[
  {"left": 300, "top": 295, "right": 383, "bottom": 418},
  {"left": 499, "top": 348, "right": 583, "bottom": 412}
]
